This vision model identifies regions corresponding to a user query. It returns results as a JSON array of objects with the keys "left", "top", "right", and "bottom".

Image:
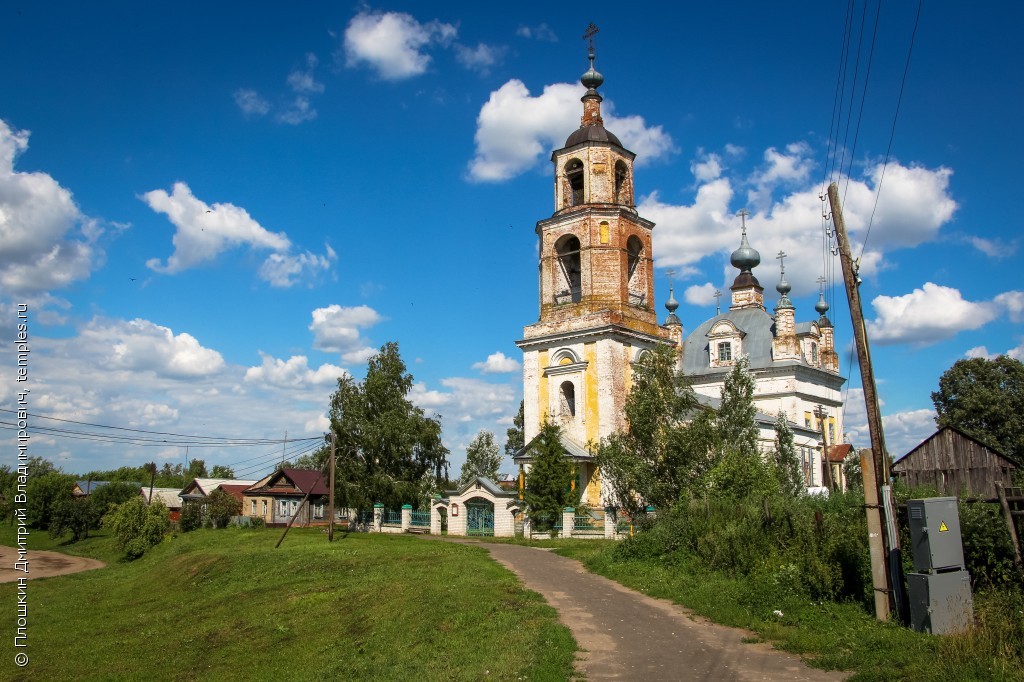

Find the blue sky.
[{"left": 1, "top": 2, "right": 1021, "bottom": 478}]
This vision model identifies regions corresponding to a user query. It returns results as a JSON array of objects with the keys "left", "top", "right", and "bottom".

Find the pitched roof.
[
  {"left": 245, "top": 468, "right": 328, "bottom": 496},
  {"left": 217, "top": 484, "right": 252, "bottom": 502},
  {"left": 142, "top": 487, "right": 183, "bottom": 508},
  {"left": 893, "top": 426, "right": 1019, "bottom": 467},
  {"left": 826, "top": 443, "right": 853, "bottom": 463},
  {"left": 180, "top": 478, "right": 258, "bottom": 498},
  {"left": 513, "top": 432, "right": 593, "bottom": 463}
]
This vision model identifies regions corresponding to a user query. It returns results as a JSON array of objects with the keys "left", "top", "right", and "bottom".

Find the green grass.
[
  {"left": 0, "top": 528, "right": 577, "bottom": 681},
  {"left": 552, "top": 542, "right": 1024, "bottom": 682}
]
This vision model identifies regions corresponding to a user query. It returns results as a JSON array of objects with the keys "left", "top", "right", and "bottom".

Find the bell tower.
[{"left": 516, "top": 33, "right": 673, "bottom": 506}]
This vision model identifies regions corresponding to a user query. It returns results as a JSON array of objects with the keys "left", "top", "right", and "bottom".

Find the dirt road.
[{"left": 0, "top": 545, "right": 104, "bottom": 582}]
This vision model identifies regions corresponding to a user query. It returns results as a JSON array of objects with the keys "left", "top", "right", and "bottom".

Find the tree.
[
  {"left": 206, "top": 488, "right": 241, "bottom": 528},
  {"left": 48, "top": 497, "right": 94, "bottom": 541},
  {"left": 103, "top": 497, "right": 169, "bottom": 560},
  {"left": 187, "top": 459, "right": 208, "bottom": 480},
  {"left": 524, "top": 420, "right": 576, "bottom": 528},
  {"left": 595, "top": 344, "right": 703, "bottom": 514},
  {"left": 210, "top": 465, "right": 235, "bottom": 479},
  {"left": 90, "top": 481, "right": 140, "bottom": 517},
  {"left": 505, "top": 401, "right": 525, "bottom": 459},
  {"left": 772, "top": 411, "right": 804, "bottom": 496},
  {"left": 459, "top": 430, "right": 503, "bottom": 485},
  {"left": 26, "top": 472, "right": 75, "bottom": 529},
  {"left": 932, "top": 356, "right": 1024, "bottom": 463},
  {"left": 327, "top": 342, "right": 450, "bottom": 510},
  {"left": 707, "top": 357, "right": 777, "bottom": 499}
]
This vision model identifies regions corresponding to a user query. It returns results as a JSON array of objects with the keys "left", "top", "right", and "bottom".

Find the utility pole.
[
  {"left": 147, "top": 462, "right": 156, "bottom": 503},
  {"left": 275, "top": 472, "right": 324, "bottom": 549},
  {"left": 327, "top": 432, "right": 336, "bottom": 542},
  {"left": 281, "top": 430, "right": 288, "bottom": 469},
  {"left": 826, "top": 182, "right": 897, "bottom": 621},
  {"left": 813, "top": 405, "right": 834, "bottom": 491}
]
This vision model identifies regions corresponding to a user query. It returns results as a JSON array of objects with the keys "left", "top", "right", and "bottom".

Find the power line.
[
  {"left": 860, "top": 0, "right": 923, "bottom": 260},
  {"left": 0, "top": 408, "right": 320, "bottom": 446}
]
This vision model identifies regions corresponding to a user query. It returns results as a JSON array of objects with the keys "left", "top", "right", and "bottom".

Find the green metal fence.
[
  {"left": 384, "top": 509, "right": 402, "bottom": 525},
  {"left": 410, "top": 510, "right": 431, "bottom": 527}
]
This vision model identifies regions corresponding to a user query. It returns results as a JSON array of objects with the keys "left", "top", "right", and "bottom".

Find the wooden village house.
[{"left": 892, "top": 426, "right": 1018, "bottom": 498}]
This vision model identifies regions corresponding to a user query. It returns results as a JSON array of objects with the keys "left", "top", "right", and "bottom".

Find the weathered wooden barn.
[{"left": 892, "top": 427, "right": 1018, "bottom": 498}]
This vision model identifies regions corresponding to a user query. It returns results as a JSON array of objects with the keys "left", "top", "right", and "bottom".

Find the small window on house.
[
  {"left": 251, "top": 500, "right": 256, "bottom": 515},
  {"left": 280, "top": 500, "right": 288, "bottom": 516},
  {"left": 262, "top": 500, "right": 267, "bottom": 516},
  {"left": 559, "top": 381, "right": 576, "bottom": 420},
  {"left": 566, "top": 159, "right": 584, "bottom": 206},
  {"left": 718, "top": 341, "right": 732, "bottom": 362}
]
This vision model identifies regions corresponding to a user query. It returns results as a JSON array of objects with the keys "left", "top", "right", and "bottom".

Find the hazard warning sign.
[{"left": 939, "top": 521, "right": 949, "bottom": 532}]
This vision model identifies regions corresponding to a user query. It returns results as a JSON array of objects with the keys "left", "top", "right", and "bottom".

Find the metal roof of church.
[
  {"left": 681, "top": 307, "right": 777, "bottom": 374},
  {"left": 563, "top": 124, "right": 622, "bottom": 149}
]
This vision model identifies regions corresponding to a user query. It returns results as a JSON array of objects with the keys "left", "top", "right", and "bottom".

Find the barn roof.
[{"left": 893, "top": 426, "right": 1019, "bottom": 468}]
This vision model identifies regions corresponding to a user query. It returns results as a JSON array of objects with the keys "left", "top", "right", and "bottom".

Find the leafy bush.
[
  {"left": 103, "top": 497, "right": 170, "bottom": 559},
  {"left": 206, "top": 488, "right": 241, "bottom": 529},
  {"left": 614, "top": 491, "right": 872, "bottom": 603},
  {"left": 180, "top": 501, "right": 202, "bottom": 532}
]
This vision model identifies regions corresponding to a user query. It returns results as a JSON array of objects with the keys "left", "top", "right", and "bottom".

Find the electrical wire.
[{"left": 860, "top": 0, "right": 923, "bottom": 260}]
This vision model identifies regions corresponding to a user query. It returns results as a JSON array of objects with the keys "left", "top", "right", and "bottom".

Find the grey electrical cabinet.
[
  {"left": 907, "top": 571, "right": 974, "bottom": 635},
  {"left": 906, "top": 497, "right": 965, "bottom": 572}
]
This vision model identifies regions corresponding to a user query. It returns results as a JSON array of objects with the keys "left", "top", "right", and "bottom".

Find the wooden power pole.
[
  {"left": 814, "top": 405, "right": 834, "bottom": 491},
  {"left": 327, "top": 432, "right": 336, "bottom": 543},
  {"left": 826, "top": 182, "right": 897, "bottom": 621}
]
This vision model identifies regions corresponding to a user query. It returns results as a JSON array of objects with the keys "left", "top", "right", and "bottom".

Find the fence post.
[
  {"left": 401, "top": 504, "right": 412, "bottom": 532},
  {"left": 562, "top": 507, "right": 575, "bottom": 538},
  {"left": 645, "top": 504, "right": 656, "bottom": 519},
  {"left": 430, "top": 498, "right": 442, "bottom": 535},
  {"left": 523, "top": 515, "right": 532, "bottom": 538},
  {"left": 604, "top": 506, "right": 617, "bottom": 539},
  {"left": 372, "top": 503, "right": 383, "bottom": 533}
]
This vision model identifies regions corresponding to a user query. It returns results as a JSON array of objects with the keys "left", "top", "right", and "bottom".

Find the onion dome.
[
  {"left": 664, "top": 283, "right": 681, "bottom": 326},
  {"left": 581, "top": 49, "right": 604, "bottom": 91},
  {"left": 775, "top": 272, "right": 794, "bottom": 310},
  {"left": 730, "top": 228, "right": 761, "bottom": 273},
  {"left": 815, "top": 289, "right": 832, "bottom": 327}
]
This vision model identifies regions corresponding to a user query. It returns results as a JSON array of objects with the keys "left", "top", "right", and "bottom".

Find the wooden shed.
[{"left": 892, "top": 427, "right": 1018, "bottom": 498}]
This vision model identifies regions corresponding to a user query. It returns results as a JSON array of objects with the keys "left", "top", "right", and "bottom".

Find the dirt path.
[
  {"left": 451, "top": 540, "right": 847, "bottom": 681},
  {"left": 0, "top": 545, "right": 105, "bottom": 582}
]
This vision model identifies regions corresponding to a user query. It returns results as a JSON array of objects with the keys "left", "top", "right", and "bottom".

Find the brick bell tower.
[{"left": 516, "top": 33, "right": 673, "bottom": 507}]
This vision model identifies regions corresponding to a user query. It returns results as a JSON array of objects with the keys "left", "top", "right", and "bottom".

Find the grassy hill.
[{"left": 0, "top": 528, "right": 576, "bottom": 681}]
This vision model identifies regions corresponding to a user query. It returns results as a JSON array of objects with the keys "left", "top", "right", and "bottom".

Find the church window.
[
  {"left": 828, "top": 421, "right": 835, "bottom": 443},
  {"left": 559, "top": 381, "right": 576, "bottom": 420},
  {"left": 566, "top": 159, "right": 584, "bottom": 206},
  {"left": 810, "top": 343, "right": 819, "bottom": 364},
  {"left": 626, "top": 236, "right": 645, "bottom": 306},
  {"left": 718, "top": 341, "right": 732, "bottom": 362},
  {"left": 614, "top": 160, "right": 631, "bottom": 205},
  {"left": 554, "top": 235, "right": 582, "bottom": 303}
]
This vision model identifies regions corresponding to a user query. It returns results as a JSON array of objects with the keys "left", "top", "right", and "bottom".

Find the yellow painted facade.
[{"left": 584, "top": 342, "right": 599, "bottom": 444}]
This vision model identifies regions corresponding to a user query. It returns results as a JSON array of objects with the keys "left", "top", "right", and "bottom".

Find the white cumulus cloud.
[
  {"left": 342, "top": 10, "right": 456, "bottom": 80},
  {"left": 473, "top": 351, "right": 521, "bottom": 374},
  {"left": 684, "top": 283, "right": 719, "bottom": 306},
  {"left": 454, "top": 43, "right": 505, "bottom": 75},
  {"left": 80, "top": 317, "right": 225, "bottom": 379},
  {"left": 143, "top": 182, "right": 290, "bottom": 273},
  {"left": 259, "top": 245, "right": 336, "bottom": 288},
  {"left": 309, "top": 305, "right": 383, "bottom": 355},
  {"left": 0, "top": 119, "right": 104, "bottom": 296},
  {"left": 467, "top": 80, "right": 674, "bottom": 183},
  {"left": 233, "top": 89, "right": 270, "bottom": 117},
  {"left": 867, "top": 283, "right": 997, "bottom": 346},
  {"left": 244, "top": 353, "right": 347, "bottom": 389}
]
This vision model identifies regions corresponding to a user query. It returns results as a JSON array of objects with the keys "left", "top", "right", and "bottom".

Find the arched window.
[
  {"left": 566, "top": 159, "right": 584, "bottom": 206},
  {"left": 559, "top": 381, "right": 576, "bottom": 420},
  {"left": 554, "top": 235, "right": 582, "bottom": 303},
  {"left": 614, "top": 160, "right": 631, "bottom": 205},
  {"left": 810, "top": 343, "right": 819, "bottom": 364},
  {"left": 626, "top": 235, "right": 644, "bottom": 306}
]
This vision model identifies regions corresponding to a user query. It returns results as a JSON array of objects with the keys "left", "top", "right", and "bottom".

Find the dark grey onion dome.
[
  {"left": 730, "top": 229, "right": 760, "bottom": 272},
  {"left": 815, "top": 290, "right": 832, "bottom": 327},
  {"left": 564, "top": 125, "right": 623, "bottom": 148},
  {"left": 664, "top": 286, "right": 681, "bottom": 325},
  {"left": 775, "top": 272, "right": 794, "bottom": 310},
  {"left": 815, "top": 290, "right": 829, "bottom": 315},
  {"left": 581, "top": 50, "right": 604, "bottom": 90}
]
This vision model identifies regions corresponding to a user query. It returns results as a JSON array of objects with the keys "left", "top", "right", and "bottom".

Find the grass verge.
[
  {"left": 552, "top": 541, "right": 1023, "bottom": 682},
  {"left": 0, "top": 529, "right": 576, "bottom": 681}
]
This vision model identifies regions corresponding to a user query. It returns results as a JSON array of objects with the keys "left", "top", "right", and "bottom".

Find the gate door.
[{"left": 465, "top": 498, "right": 495, "bottom": 537}]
